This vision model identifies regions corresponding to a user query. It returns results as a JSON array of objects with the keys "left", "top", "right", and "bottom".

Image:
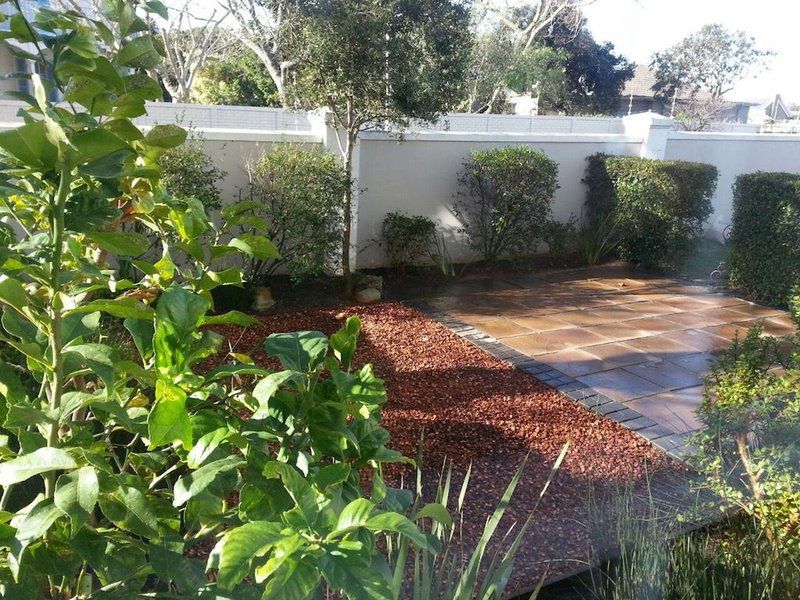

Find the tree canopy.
[{"left": 651, "top": 24, "right": 773, "bottom": 99}]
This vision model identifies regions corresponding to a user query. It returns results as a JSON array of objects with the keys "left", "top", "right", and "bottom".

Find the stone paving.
[{"left": 409, "top": 264, "right": 794, "bottom": 458}]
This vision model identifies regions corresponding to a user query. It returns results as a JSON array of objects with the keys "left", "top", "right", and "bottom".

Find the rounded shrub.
[
  {"left": 158, "top": 139, "right": 225, "bottom": 210},
  {"left": 229, "top": 145, "right": 348, "bottom": 283},
  {"left": 381, "top": 212, "right": 437, "bottom": 272},
  {"left": 728, "top": 172, "right": 800, "bottom": 306},
  {"left": 455, "top": 145, "right": 559, "bottom": 262},
  {"left": 585, "top": 155, "right": 717, "bottom": 271}
]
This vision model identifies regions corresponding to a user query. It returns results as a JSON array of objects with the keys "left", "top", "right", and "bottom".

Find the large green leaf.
[
  {"left": 201, "top": 311, "right": 259, "bottom": 328},
  {"left": 0, "top": 122, "right": 57, "bottom": 169},
  {"left": 54, "top": 466, "right": 99, "bottom": 529},
  {"left": 116, "top": 34, "right": 162, "bottom": 68},
  {"left": 365, "top": 511, "right": 429, "bottom": 548},
  {"left": 262, "top": 462, "right": 319, "bottom": 527},
  {"left": 228, "top": 234, "right": 281, "bottom": 261},
  {"left": 213, "top": 521, "right": 284, "bottom": 590},
  {"left": 8, "top": 499, "right": 64, "bottom": 578},
  {"left": 318, "top": 550, "right": 394, "bottom": 600},
  {"left": 65, "top": 343, "right": 117, "bottom": 391},
  {"left": 251, "top": 371, "right": 295, "bottom": 419},
  {"left": 328, "top": 498, "right": 374, "bottom": 538},
  {"left": 148, "top": 379, "right": 192, "bottom": 449},
  {"left": 98, "top": 480, "right": 161, "bottom": 538},
  {"left": 85, "top": 231, "right": 149, "bottom": 256},
  {"left": 144, "top": 124, "right": 187, "bottom": 149},
  {"left": 186, "top": 427, "right": 231, "bottom": 470},
  {"left": 0, "top": 447, "right": 77, "bottom": 486},
  {"left": 261, "top": 555, "right": 321, "bottom": 600},
  {"left": 173, "top": 455, "right": 244, "bottom": 507},
  {"left": 264, "top": 331, "right": 328, "bottom": 373},
  {"left": 67, "top": 297, "right": 154, "bottom": 320},
  {"left": 69, "top": 128, "right": 130, "bottom": 164},
  {"left": 0, "top": 276, "right": 30, "bottom": 317}
]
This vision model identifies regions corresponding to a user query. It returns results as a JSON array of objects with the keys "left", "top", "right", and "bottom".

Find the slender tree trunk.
[
  {"left": 45, "top": 166, "right": 71, "bottom": 499},
  {"left": 341, "top": 128, "right": 357, "bottom": 295}
]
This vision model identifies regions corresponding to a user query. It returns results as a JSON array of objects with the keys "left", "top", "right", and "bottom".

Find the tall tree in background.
[
  {"left": 464, "top": 24, "right": 567, "bottom": 113},
  {"left": 193, "top": 45, "right": 281, "bottom": 106},
  {"left": 540, "top": 8, "right": 633, "bottom": 114},
  {"left": 478, "top": 0, "right": 595, "bottom": 49},
  {"left": 283, "top": 0, "right": 471, "bottom": 291},
  {"left": 651, "top": 24, "right": 773, "bottom": 100},
  {"left": 156, "top": 2, "right": 229, "bottom": 102},
  {"left": 223, "top": 0, "right": 293, "bottom": 106}
]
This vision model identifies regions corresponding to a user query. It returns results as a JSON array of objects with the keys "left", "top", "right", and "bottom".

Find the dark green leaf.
[{"left": 264, "top": 331, "right": 328, "bottom": 372}]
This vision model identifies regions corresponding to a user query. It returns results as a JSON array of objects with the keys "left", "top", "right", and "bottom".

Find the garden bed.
[{"left": 209, "top": 301, "right": 688, "bottom": 592}]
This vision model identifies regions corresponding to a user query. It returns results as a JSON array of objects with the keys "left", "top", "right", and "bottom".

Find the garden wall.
[
  {"left": 2, "top": 101, "right": 800, "bottom": 269},
  {"left": 664, "top": 132, "right": 800, "bottom": 240},
  {"left": 355, "top": 131, "right": 642, "bottom": 267}
]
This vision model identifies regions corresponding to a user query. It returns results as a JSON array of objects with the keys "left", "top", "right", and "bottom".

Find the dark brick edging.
[{"left": 409, "top": 301, "right": 698, "bottom": 463}]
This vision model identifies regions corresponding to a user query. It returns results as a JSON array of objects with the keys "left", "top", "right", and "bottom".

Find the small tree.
[
  {"left": 283, "top": 0, "right": 472, "bottom": 291},
  {"left": 193, "top": 44, "right": 281, "bottom": 107}
]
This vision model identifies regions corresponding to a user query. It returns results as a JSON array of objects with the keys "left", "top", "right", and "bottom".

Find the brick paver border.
[{"left": 411, "top": 301, "right": 698, "bottom": 463}]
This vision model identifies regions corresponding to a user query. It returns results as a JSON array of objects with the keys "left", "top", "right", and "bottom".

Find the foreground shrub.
[
  {"left": 157, "top": 136, "right": 226, "bottom": 210},
  {"left": 0, "top": 5, "right": 430, "bottom": 597},
  {"left": 585, "top": 155, "right": 717, "bottom": 270},
  {"left": 728, "top": 172, "right": 800, "bottom": 306},
  {"left": 381, "top": 213, "right": 437, "bottom": 272},
  {"left": 229, "top": 145, "right": 347, "bottom": 283},
  {"left": 693, "top": 324, "right": 800, "bottom": 591},
  {"left": 455, "top": 146, "right": 559, "bottom": 262}
]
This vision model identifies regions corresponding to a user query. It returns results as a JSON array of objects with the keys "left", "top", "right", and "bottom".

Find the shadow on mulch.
[{"left": 208, "top": 301, "right": 698, "bottom": 596}]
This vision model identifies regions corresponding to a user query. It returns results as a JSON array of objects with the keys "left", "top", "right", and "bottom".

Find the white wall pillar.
[
  {"left": 308, "top": 108, "right": 360, "bottom": 273},
  {"left": 622, "top": 111, "right": 674, "bottom": 159}
]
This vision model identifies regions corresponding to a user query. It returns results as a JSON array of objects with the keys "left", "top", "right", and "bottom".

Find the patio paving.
[{"left": 408, "top": 263, "right": 794, "bottom": 447}]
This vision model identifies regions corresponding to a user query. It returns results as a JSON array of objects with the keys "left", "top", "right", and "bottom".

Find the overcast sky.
[{"left": 582, "top": 0, "right": 799, "bottom": 105}]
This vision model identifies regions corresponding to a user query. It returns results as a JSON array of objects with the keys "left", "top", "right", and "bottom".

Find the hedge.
[
  {"left": 729, "top": 172, "right": 800, "bottom": 306},
  {"left": 455, "top": 146, "right": 559, "bottom": 262},
  {"left": 584, "top": 154, "right": 718, "bottom": 270}
]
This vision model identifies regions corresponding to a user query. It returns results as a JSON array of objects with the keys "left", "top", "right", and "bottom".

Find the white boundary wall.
[{"left": 2, "top": 101, "right": 800, "bottom": 268}]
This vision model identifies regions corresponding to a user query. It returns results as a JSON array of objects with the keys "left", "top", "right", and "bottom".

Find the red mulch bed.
[{"left": 210, "top": 302, "right": 686, "bottom": 594}]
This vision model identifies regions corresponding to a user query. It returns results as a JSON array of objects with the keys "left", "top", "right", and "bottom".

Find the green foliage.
[
  {"left": 0, "top": 3, "right": 429, "bottom": 597},
  {"left": 651, "top": 24, "right": 773, "bottom": 100},
  {"left": 381, "top": 213, "right": 437, "bottom": 272},
  {"left": 157, "top": 137, "right": 225, "bottom": 210},
  {"left": 542, "top": 218, "right": 577, "bottom": 267},
  {"left": 193, "top": 45, "right": 281, "bottom": 107},
  {"left": 585, "top": 155, "right": 717, "bottom": 271},
  {"left": 728, "top": 172, "right": 800, "bottom": 307},
  {"left": 576, "top": 213, "right": 620, "bottom": 266},
  {"left": 226, "top": 145, "right": 347, "bottom": 283},
  {"left": 455, "top": 146, "right": 559, "bottom": 262},
  {"left": 283, "top": 0, "right": 472, "bottom": 287},
  {"left": 693, "top": 324, "right": 800, "bottom": 586}
]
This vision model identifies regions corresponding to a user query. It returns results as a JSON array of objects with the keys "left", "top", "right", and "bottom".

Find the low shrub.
[
  {"left": 455, "top": 146, "right": 559, "bottom": 262},
  {"left": 542, "top": 217, "right": 577, "bottom": 267},
  {"left": 381, "top": 212, "right": 437, "bottom": 272},
  {"left": 585, "top": 155, "right": 717, "bottom": 270},
  {"left": 158, "top": 137, "right": 225, "bottom": 210},
  {"left": 228, "top": 145, "right": 348, "bottom": 283},
  {"left": 576, "top": 213, "right": 619, "bottom": 266},
  {"left": 728, "top": 172, "right": 800, "bottom": 306}
]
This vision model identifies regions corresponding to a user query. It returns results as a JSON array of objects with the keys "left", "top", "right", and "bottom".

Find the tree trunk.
[{"left": 341, "top": 129, "right": 356, "bottom": 295}]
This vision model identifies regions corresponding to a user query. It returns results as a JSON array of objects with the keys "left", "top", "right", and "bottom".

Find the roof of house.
[
  {"left": 621, "top": 65, "right": 701, "bottom": 100},
  {"left": 621, "top": 65, "right": 757, "bottom": 107}
]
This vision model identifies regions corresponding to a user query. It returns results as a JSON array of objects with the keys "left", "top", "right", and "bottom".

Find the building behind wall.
[{"left": 618, "top": 65, "right": 755, "bottom": 124}]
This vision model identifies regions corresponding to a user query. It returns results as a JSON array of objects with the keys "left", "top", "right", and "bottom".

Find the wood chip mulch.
[{"left": 209, "top": 301, "right": 689, "bottom": 595}]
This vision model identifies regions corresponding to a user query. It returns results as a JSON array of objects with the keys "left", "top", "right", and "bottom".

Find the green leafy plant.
[
  {"left": 584, "top": 155, "right": 717, "bottom": 271},
  {"left": 387, "top": 444, "right": 568, "bottom": 599},
  {"left": 381, "top": 213, "right": 437, "bottom": 273},
  {"left": 158, "top": 135, "right": 226, "bottom": 210},
  {"left": 455, "top": 146, "right": 559, "bottom": 262},
  {"left": 691, "top": 323, "right": 800, "bottom": 596},
  {"left": 542, "top": 217, "right": 577, "bottom": 267},
  {"left": 728, "top": 172, "right": 800, "bottom": 307},
  {"left": 0, "top": 4, "right": 430, "bottom": 598},
  {"left": 576, "top": 213, "right": 620, "bottom": 267},
  {"left": 227, "top": 145, "right": 347, "bottom": 284}
]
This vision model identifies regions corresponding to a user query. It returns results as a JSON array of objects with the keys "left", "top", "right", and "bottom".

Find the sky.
[{"left": 582, "top": 0, "right": 800, "bottom": 105}]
